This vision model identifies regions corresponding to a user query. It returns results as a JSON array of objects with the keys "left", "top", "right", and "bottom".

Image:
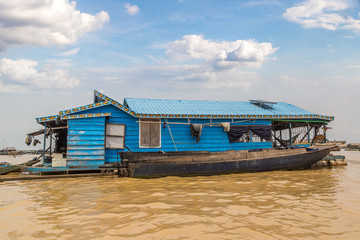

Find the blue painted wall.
[
  {"left": 67, "top": 105, "right": 272, "bottom": 165},
  {"left": 67, "top": 117, "right": 106, "bottom": 166}
]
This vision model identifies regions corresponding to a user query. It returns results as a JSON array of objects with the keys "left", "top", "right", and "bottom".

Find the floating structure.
[
  {"left": 23, "top": 90, "right": 335, "bottom": 176},
  {"left": 0, "top": 147, "right": 17, "bottom": 155},
  {"left": 311, "top": 154, "right": 347, "bottom": 168},
  {"left": 0, "top": 158, "right": 40, "bottom": 175},
  {"left": 346, "top": 143, "right": 360, "bottom": 151}
]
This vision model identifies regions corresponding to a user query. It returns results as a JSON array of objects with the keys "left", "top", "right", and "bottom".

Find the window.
[
  {"left": 231, "top": 131, "right": 267, "bottom": 143},
  {"left": 105, "top": 124, "right": 125, "bottom": 149},
  {"left": 140, "top": 119, "right": 161, "bottom": 148}
]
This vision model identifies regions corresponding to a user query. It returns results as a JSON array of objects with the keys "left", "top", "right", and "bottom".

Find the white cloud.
[
  {"left": 57, "top": 48, "right": 80, "bottom": 57},
  {"left": 45, "top": 58, "right": 73, "bottom": 68},
  {"left": 178, "top": 70, "right": 255, "bottom": 91},
  {"left": 85, "top": 35, "right": 276, "bottom": 91},
  {"left": 283, "top": 0, "right": 360, "bottom": 33},
  {"left": 0, "top": 58, "right": 79, "bottom": 93},
  {"left": 89, "top": 63, "right": 259, "bottom": 91},
  {"left": 166, "top": 35, "right": 277, "bottom": 69},
  {"left": 125, "top": 3, "right": 139, "bottom": 16},
  {"left": 348, "top": 65, "right": 360, "bottom": 69},
  {"left": 89, "top": 35, "right": 276, "bottom": 91},
  {"left": 0, "top": 0, "right": 110, "bottom": 50}
]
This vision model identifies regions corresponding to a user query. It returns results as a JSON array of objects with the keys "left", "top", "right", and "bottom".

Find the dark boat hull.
[
  {"left": 129, "top": 147, "right": 332, "bottom": 178},
  {"left": 0, "top": 166, "right": 20, "bottom": 175}
]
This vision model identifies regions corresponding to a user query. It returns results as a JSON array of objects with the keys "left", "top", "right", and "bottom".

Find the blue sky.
[{"left": 1, "top": 0, "right": 360, "bottom": 149}]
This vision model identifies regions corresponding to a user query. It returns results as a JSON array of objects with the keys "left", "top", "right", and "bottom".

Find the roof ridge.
[{"left": 125, "top": 97, "right": 268, "bottom": 103}]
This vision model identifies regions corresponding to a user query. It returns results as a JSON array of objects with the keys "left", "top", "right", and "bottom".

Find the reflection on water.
[{"left": 1, "top": 151, "right": 360, "bottom": 239}]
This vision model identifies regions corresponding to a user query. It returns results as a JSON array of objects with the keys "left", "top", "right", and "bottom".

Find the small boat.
[
  {"left": 0, "top": 163, "right": 20, "bottom": 175},
  {"left": 0, "top": 162, "right": 11, "bottom": 167},
  {"left": 0, "top": 157, "right": 40, "bottom": 175},
  {"left": 118, "top": 145, "right": 333, "bottom": 177}
]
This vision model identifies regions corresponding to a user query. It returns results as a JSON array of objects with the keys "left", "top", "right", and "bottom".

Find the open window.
[
  {"left": 139, "top": 119, "right": 161, "bottom": 148},
  {"left": 106, "top": 123, "right": 125, "bottom": 149}
]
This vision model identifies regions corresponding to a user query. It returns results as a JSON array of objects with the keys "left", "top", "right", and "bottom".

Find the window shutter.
[
  {"left": 141, "top": 121, "right": 151, "bottom": 146},
  {"left": 150, "top": 122, "right": 160, "bottom": 147},
  {"left": 106, "top": 136, "right": 124, "bottom": 149},
  {"left": 105, "top": 124, "right": 125, "bottom": 149},
  {"left": 106, "top": 124, "right": 125, "bottom": 136},
  {"left": 140, "top": 119, "right": 161, "bottom": 148}
]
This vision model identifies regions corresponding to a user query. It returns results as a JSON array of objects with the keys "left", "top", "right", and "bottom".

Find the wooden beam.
[{"left": 289, "top": 122, "right": 292, "bottom": 145}]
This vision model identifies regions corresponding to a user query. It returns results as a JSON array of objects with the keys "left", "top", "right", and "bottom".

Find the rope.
[
  {"left": 136, "top": 119, "right": 252, "bottom": 126},
  {"left": 166, "top": 120, "right": 178, "bottom": 151}
]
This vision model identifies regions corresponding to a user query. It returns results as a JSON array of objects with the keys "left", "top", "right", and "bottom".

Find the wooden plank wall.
[
  {"left": 67, "top": 117, "right": 106, "bottom": 166},
  {"left": 66, "top": 105, "right": 272, "bottom": 164}
]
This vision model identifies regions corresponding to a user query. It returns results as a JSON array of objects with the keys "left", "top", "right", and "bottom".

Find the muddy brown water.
[{"left": 1, "top": 150, "right": 360, "bottom": 239}]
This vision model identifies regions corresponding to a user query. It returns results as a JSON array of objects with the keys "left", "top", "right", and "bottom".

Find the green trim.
[
  {"left": 36, "top": 115, "right": 59, "bottom": 123},
  {"left": 61, "top": 113, "right": 111, "bottom": 120},
  {"left": 59, "top": 101, "right": 111, "bottom": 116}
]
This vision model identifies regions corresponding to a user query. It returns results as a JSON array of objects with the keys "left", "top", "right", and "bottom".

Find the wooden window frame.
[
  {"left": 139, "top": 118, "right": 161, "bottom": 148},
  {"left": 105, "top": 123, "right": 126, "bottom": 149}
]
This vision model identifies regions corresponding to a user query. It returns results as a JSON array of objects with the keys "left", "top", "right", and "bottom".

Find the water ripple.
[{"left": 1, "top": 152, "right": 360, "bottom": 239}]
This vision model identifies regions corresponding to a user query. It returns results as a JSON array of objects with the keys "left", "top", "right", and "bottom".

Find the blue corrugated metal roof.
[
  {"left": 124, "top": 98, "right": 314, "bottom": 116},
  {"left": 45, "top": 90, "right": 333, "bottom": 122}
]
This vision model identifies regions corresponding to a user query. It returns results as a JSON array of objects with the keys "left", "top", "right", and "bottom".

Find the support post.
[
  {"left": 307, "top": 123, "right": 311, "bottom": 145},
  {"left": 323, "top": 123, "right": 327, "bottom": 143},
  {"left": 42, "top": 123, "right": 47, "bottom": 164},
  {"left": 289, "top": 122, "right": 292, "bottom": 146},
  {"left": 49, "top": 131, "right": 52, "bottom": 159}
]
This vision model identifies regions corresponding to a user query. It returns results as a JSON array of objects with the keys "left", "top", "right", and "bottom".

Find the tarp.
[
  {"left": 227, "top": 126, "right": 249, "bottom": 142},
  {"left": 249, "top": 126, "right": 272, "bottom": 141},
  {"left": 227, "top": 125, "right": 272, "bottom": 143}
]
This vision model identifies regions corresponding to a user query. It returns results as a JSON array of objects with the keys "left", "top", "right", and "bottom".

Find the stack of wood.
[
  {"left": 311, "top": 154, "right": 347, "bottom": 168},
  {"left": 346, "top": 143, "right": 360, "bottom": 151}
]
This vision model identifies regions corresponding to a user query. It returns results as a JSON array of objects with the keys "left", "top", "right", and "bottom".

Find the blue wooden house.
[{"left": 30, "top": 90, "right": 334, "bottom": 172}]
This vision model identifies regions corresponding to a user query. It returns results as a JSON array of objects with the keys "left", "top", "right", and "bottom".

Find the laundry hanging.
[
  {"left": 219, "top": 122, "right": 230, "bottom": 132},
  {"left": 190, "top": 124, "right": 203, "bottom": 143}
]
